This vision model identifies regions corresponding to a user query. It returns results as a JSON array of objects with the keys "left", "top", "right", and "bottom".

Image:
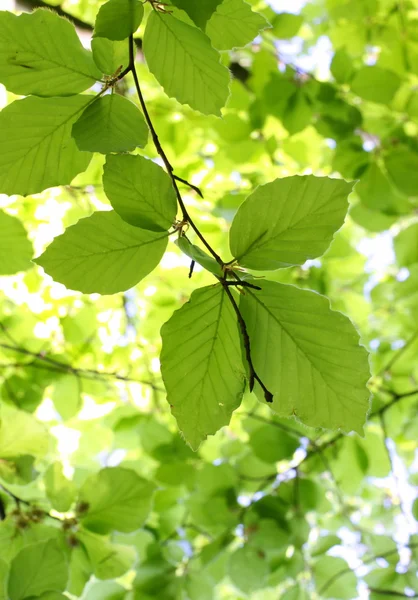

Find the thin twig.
[
  {"left": 0, "top": 484, "right": 63, "bottom": 523},
  {"left": 0, "top": 341, "right": 163, "bottom": 391},
  {"left": 244, "top": 412, "right": 308, "bottom": 440},
  {"left": 174, "top": 175, "right": 204, "bottom": 198},
  {"left": 319, "top": 542, "right": 418, "bottom": 595},
  {"left": 222, "top": 285, "right": 273, "bottom": 402}
]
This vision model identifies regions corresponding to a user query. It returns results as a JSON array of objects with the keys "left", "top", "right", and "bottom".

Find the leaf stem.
[
  {"left": 127, "top": 35, "right": 273, "bottom": 403},
  {"left": 222, "top": 285, "right": 273, "bottom": 402}
]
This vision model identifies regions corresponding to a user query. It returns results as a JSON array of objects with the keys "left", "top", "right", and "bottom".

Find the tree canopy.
[{"left": 0, "top": 0, "right": 417, "bottom": 598}]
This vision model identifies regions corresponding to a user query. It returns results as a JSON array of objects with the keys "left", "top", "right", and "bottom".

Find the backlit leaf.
[
  {"left": 240, "top": 280, "right": 370, "bottom": 433},
  {"left": 175, "top": 236, "right": 223, "bottom": 276},
  {"left": 385, "top": 148, "right": 418, "bottom": 197},
  {"left": 103, "top": 154, "right": 177, "bottom": 231},
  {"left": 72, "top": 94, "right": 148, "bottom": 154},
  {"left": 160, "top": 285, "right": 245, "bottom": 450},
  {"left": 350, "top": 66, "right": 401, "bottom": 105},
  {"left": 206, "top": 0, "right": 269, "bottom": 51},
  {"left": 0, "top": 211, "right": 33, "bottom": 275},
  {"left": 0, "top": 404, "right": 49, "bottom": 459},
  {"left": 8, "top": 539, "right": 68, "bottom": 600},
  {"left": 0, "top": 9, "right": 101, "bottom": 96},
  {"left": 229, "top": 176, "right": 352, "bottom": 270},
  {"left": 78, "top": 467, "right": 156, "bottom": 533},
  {"left": 143, "top": 12, "right": 230, "bottom": 115},
  {"left": 35, "top": 211, "right": 168, "bottom": 294},
  {"left": 0, "top": 95, "right": 92, "bottom": 196},
  {"left": 44, "top": 462, "right": 77, "bottom": 513},
  {"left": 94, "top": 0, "right": 144, "bottom": 41},
  {"left": 228, "top": 546, "right": 269, "bottom": 594},
  {"left": 169, "top": 0, "right": 223, "bottom": 29},
  {"left": 91, "top": 37, "right": 130, "bottom": 75}
]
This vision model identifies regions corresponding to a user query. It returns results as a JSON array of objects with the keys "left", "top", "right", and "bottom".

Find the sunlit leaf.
[
  {"left": 8, "top": 540, "right": 68, "bottom": 600},
  {"left": 240, "top": 280, "right": 370, "bottom": 433},
  {"left": 160, "top": 285, "right": 246, "bottom": 449},
  {"left": 78, "top": 467, "right": 156, "bottom": 533},
  {"left": 229, "top": 176, "right": 353, "bottom": 270},
  {"left": 143, "top": 12, "right": 230, "bottom": 115},
  {"left": 0, "top": 9, "right": 101, "bottom": 96},
  {"left": 103, "top": 154, "right": 177, "bottom": 231},
  {"left": 35, "top": 211, "right": 168, "bottom": 294},
  {"left": 94, "top": 0, "right": 144, "bottom": 41},
  {"left": 72, "top": 94, "right": 148, "bottom": 154},
  {"left": 0, "top": 96, "right": 92, "bottom": 196},
  {"left": 0, "top": 211, "right": 33, "bottom": 275}
]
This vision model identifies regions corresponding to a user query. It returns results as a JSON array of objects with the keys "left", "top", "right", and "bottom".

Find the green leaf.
[
  {"left": 91, "top": 37, "right": 130, "bottom": 75},
  {"left": 78, "top": 466, "right": 156, "bottom": 533},
  {"left": 229, "top": 176, "right": 353, "bottom": 270},
  {"left": 228, "top": 546, "right": 269, "bottom": 594},
  {"left": 331, "top": 48, "right": 355, "bottom": 84},
  {"left": 94, "top": 0, "right": 144, "bottom": 41},
  {"left": 349, "top": 202, "right": 397, "bottom": 232},
  {"left": 0, "top": 404, "right": 49, "bottom": 459},
  {"left": 175, "top": 236, "right": 223, "bottom": 276},
  {"left": 0, "top": 9, "right": 101, "bottom": 96},
  {"left": 250, "top": 425, "right": 299, "bottom": 463},
  {"left": 413, "top": 497, "right": 418, "bottom": 521},
  {"left": 67, "top": 546, "right": 91, "bottom": 597},
  {"left": 50, "top": 374, "right": 81, "bottom": 421},
  {"left": 184, "top": 572, "right": 214, "bottom": 600},
  {"left": 0, "top": 558, "right": 7, "bottom": 600},
  {"left": 72, "top": 94, "right": 148, "bottom": 154},
  {"left": 282, "top": 89, "right": 313, "bottom": 135},
  {"left": 83, "top": 581, "right": 126, "bottom": 600},
  {"left": 169, "top": 0, "right": 223, "bottom": 29},
  {"left": 205, "top": 0, "right": 269, "bottom": 51},
  {"left": 311, "top": 534, "right": 341, "bottom": 557},
  {"left": 103, "top": 154, "right": 177, "bottom": 231},
  {"left": 240, "top": 280, "right": 370, "bottom": 433},
  {"left": 77, "top": 529, "right": 136, "bottom": 579},
  {"left": 44, "top": 462, "right": 77, "bottom": 513},
  {"left": 35, "top": 211, "right": 168, "bottom": 294},
  {"left": 394, "top": 223, "right": 418, "bottom": 267},
  {"left": 282, "top": 585, "right": 310, "bottom": 600},
  {"left": 143, "top": 12, "right": 230, "bottom": 116},
  {"left": 272, "top": 12, "right": 303, "bottom": 38},
  {"left": 0, "top": 95, "right": 92, "bottom": 196},
  {"left": 385, "top": 148, "right": 418, "bottom": 197},
  {"left": 8, "top": 540, "right": 68, "bottom": 600},
  {"left": 0, "top": 211, "right": 33, "bottom": 275},
  {"left": 36, "top": 593, "right": 68, "bottom": 600},
  {"left": 313, "top": 556, "right": 357, "bottom": 599},
  {"left": 350, "top": 66, "right": 401, "bottom": 105},
  {"left": 160, "top": 285, "right": 246, "bottom": 450},
  {"left": 355, "top": 162, "right": 406, "bottom": 213}
]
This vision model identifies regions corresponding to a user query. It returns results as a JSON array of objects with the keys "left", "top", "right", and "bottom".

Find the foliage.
[{"left": 0, "top": 0, "right": 417, "bottom": 598}]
